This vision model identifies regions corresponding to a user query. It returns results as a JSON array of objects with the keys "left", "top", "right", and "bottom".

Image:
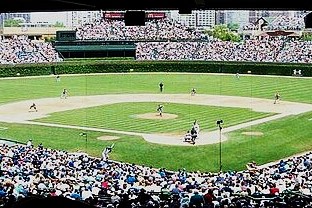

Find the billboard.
[
  {"left": 103, "top": 11, "right": 166, "bottom": 19},
  {"left": 103, "top": 12, "right": 125, "bottom": 19},
  {"left": 146, "top": 12, "right": 166, "bottom": 19}
]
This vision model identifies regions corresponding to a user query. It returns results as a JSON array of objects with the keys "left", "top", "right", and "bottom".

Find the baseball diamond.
[
  {"left": 0, "top": 73, "right": 312, "bottom": 172},
  {"left": 0, "top": 94, "right": 311, "bottom": 146}
]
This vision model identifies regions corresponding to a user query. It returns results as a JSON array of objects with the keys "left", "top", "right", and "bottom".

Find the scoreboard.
[
  {"left": 103, "top": 11, "right": 166, "bottom": 19},
  {"left": 56, "top": 30, "right": 76, "bottom": 41}
]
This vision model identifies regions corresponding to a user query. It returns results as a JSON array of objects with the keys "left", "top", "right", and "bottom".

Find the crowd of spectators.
[
  {"left": 242, "top": 14, "right": 305, "bottom": 31},
  {"left": 1, "top": 141, "right": 312, "bottom": 208},
  {"left": 75, "top": 14, "right": 306, "bottom": 43},
  {"left": 242, "top": 23, "right": 258, "bottom": 31},
  {"left": 0, "top": 15, "right": 311, "bottom": 65},
  {"left": 135, "top": 36, "right": 312, "bottom": 63},
  {"left": 265, "top": 15, "right": 306, "bottom": 31},
  {"left": 75, "top": 18, "right": 204, "bottom": 41},
  {"left": 0, "top": 35, "right": 63, "bottom": 65}
]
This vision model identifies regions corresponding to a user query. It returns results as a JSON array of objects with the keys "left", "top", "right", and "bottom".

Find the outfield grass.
[
  {"left": 0, "top": 73, "right": 311, "bottom": 172},
  {"left": 0, "top": 73, "right": 311, "bottom": 104}
]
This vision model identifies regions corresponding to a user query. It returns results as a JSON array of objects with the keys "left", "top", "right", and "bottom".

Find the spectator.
[
  {"left": 189, "top": 189, "right": 204, "bottom": 208},
  {"left": 203, "top": 189, "right": 216, "bottom": 207},
  {"left": 0, "top": 35, "right": 62, "bottom": 64}
]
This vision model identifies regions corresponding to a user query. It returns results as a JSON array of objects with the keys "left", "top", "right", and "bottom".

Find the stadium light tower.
[{"left": 216, "top": 120, "right": 223, "bottom": 172}]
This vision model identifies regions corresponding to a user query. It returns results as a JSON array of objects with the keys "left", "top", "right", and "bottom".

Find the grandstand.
[
  {"left": 135, "top": 37, "right": 312, "bottom": 63},
  {"left": 53, "top": 12, "right": 204, "bottom": 58},
  {"left": 1, "top": 8, "right": 312, "bottom": 208},
  {"left": 0, "top": 35, "right": 63, "bottom": 64}
]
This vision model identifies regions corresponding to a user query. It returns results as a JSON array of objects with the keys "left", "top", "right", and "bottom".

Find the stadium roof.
[{"left": 1, "top": 0, "right": 312, "bottom": 13}]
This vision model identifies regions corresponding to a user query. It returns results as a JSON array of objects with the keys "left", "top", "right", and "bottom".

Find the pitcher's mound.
[
  {"left": 134, "top": 113, "right": 178, "bottom": 120},
  {"left": 97, "top": 136, "right": 120, "bottom": 141},
  {"left": 241, "top": 131, "right": 264, "bottom": 136}
]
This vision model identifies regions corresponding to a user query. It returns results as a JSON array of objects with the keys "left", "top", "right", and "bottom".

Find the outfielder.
[{"left": 191, "top": 88, "right": 197, "bottom": 96}]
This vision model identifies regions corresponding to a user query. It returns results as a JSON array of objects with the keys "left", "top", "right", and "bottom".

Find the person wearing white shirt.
[
  {"left": 81, "top": 187, "right": 93, "bottom": 200},
  {"left": 111, "top": 191, "right": 121, "bottom": 205},
  {"left": 26, "top": 139, "right": 33, "bottom": 148},
  {"left": 92, "top": 184, "right": 101, "bottom": 196}
]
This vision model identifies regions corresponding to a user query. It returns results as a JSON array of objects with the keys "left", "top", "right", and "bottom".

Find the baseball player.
[
  {"left": 274, "top": 91, "right": 281, "bottom": 104},
  {"left": 102, "top": 143, "right": 114, "bottom": 161},
  {"left": 159, "top": 82, "right": 164, "bottom": 93},
  {"left": 157, "top": 104, "right": 164, "bottom": 117},
  {"left": 60, "top": 88, "right": 69, "bottom": 99},
  {"left": 29, "top": 103, "right": 38, "bottom": 112},
  {"left": 191, "top": 88, "right": 197, "bottom": 96}
]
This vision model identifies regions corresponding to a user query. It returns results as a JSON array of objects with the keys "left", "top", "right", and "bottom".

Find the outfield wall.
[{"left": 0, "top": 60, "right": 312, "bottom": 78}]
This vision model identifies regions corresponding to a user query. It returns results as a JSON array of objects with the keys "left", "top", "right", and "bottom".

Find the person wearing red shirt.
[{"left": 269, "top": 183, "right": 280, "bottom": 196}]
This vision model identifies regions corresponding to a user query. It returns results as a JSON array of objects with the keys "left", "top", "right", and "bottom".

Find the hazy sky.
[{"left": 30, "top": 12, "right": 70, "bottom": 24}]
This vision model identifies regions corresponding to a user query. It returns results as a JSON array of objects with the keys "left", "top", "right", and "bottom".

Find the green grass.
[
  {"left": 0, "top": 73, "right": 311, "bottom": 105},
  {"left": 34, "top": 102, "right": 272, "bottom": 134},
  {"left": 0, "top": 110, "right": 311, "bottom": 172},
  {"left": 0, "top": 73, "right": 311, "bottom": 172},
  {"left": 226, "top": 111, "right": 312, "bottom": 169}
]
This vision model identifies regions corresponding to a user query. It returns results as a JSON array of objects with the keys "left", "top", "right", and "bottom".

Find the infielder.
[{"left": 60, "top": 88, "right": 69, "bottom": 99}]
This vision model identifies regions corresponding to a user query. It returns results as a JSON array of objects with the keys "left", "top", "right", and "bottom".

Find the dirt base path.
[{"left": 0, "top": 94, "right": 312, "bottom": 146}]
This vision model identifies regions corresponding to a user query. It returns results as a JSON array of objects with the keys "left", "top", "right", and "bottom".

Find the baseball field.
[{"left": 0, "top": 72, "right": 311, "bottom": 172}]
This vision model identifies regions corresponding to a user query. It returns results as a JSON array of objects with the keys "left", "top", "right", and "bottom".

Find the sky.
[{"left": 30, "top": 12, "right": 71, "bottom": 24}]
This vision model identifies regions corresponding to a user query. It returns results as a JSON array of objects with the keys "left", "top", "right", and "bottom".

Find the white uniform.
[
  {"left": 102, "top": 146, "right": 112, "bottom": 161},
  {"left": 60, "top": 89, "right": 68, "bottom": 99},
  {"left": 184, "top": 131, "right": 192, "bottom": 142},
  {"left": 193, "top": 122, "right": 200, "bottom": 136},
  {"left": 26, "top": 140, "right": 33, "bottom": 148},
  {"left": 235, "top": 73, "right": 240, "bottom": 79},
  {"left": 191, "top": 88, "right": 196, "bottom": 96}
]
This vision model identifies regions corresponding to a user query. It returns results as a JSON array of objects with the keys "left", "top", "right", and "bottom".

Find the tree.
[
  {"left": 206, "top": 24, "right": 241, "bottom": 42},
  {"left": 53, "top": 21, "right": 65, "bottom": 27},
  {"left": 4, "top": 19, "right": 23, "bottom": 27},
  {"left": 227, "top": 23, "right": 240, "bottom": 31},
  {"left": 44, "top": 36, "right": 56, "bottom": 42},
  {"left": 301, "top": 32, "right": 312, "bottom": 41}
]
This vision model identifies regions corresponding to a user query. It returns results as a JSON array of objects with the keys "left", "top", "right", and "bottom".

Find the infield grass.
[{"left": 33, "top": 102, "right": 272, "bottom": 134}]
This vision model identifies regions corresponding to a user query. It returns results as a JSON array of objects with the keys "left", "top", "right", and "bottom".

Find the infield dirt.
[{"left": 0, "top": 93, "right": 311, "bottom": 146}]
